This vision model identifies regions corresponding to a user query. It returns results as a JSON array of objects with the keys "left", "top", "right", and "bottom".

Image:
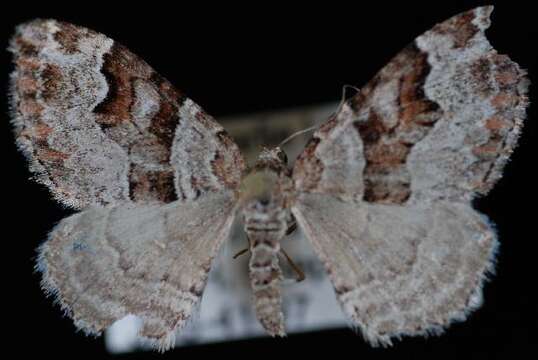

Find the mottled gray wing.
[
  {"left": 294, "top": 6, "right": 528, "bottom": 203},
  {"left": 293, "top": 193, "right": 496, "bottom": 345},
  {"left": 292, "top": 6, "right": 528, "bottom": 344},
  {"left": 9, "top": 20, "right": 244, "bottom": 209},
  {"left": 38, "top": 191, "right": 237, "bottom": 351}
]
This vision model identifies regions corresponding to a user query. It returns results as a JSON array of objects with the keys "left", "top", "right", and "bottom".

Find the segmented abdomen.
[{"left": 244, "top": 203, "right": 289, "bottom": 336}]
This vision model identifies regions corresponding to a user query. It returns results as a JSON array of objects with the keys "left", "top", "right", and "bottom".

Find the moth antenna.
[
  {"left": 278, "top": 125, "right": 318, "bottom": 148},
  {"left": 337, "top": 84, "right": 360, "bottom": 113}
]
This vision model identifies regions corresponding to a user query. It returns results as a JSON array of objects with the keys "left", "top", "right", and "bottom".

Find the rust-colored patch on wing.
[
  {"left": 129, "top": 166, "right": 177, "bottom": 203},
  {"left": 469, "top": 57, "right": 495, "bottom": 97},
  {"left": 147, "top": 72, "right": 184, "bottom": 149},
  {"left": 293, "top": 137, "right": 323, "bottom": 191},
  {"left": 10, "top": 29, "right": 61, "bottom": 165},
  {"left": 292, "top": 114, "right": 339, "bottom": 192},
  {"left": 12, "top": 39, "right": 45, "bottom": 122},
  {"left": 13, "top": 36, "right": 40, "bottom": 57},
  {"left": 398, "top": 47, "right": 441, "bottom": 127},
  {"left": 41, "top": 63, "right": 64, "bottom": 101},
  {"left": 147, "top": 95, "right": 180, "bottom": 148},
  {"left": 352, "top": 43, "right": 442, "bottom": 204},
  {"left": 20, "top": 122, "right": 53, "bottom": 145},
  {"left": 211, "top": 130, "right": 245, "bottom": 189},
  {"left": 491, "top": 93, "right": 518, "bottom": 109},
  {"left": 432, "top": 9, "right": 478, "bottom": 49},
  {"left": 492, "top": 54, "right": 522, "bottom": 89},
  {"left": 90, "top": 42, "right": 187, "bottom": 203},
  {"left": 53, "top": 22, "right": 82, "bottom": 54},
  {"left": 469, "top": 53, "right": 528, "bottom": 193},
  {"left": 93, "top": 43, "right": 139, "bottom": 125},
  {"left": 37, "top": 148, "right": 69, "bottom": 161}
]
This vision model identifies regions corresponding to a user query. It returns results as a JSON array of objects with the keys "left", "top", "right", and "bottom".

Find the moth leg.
[
  {"left": 233, "top": 234, "right": 252, "bottom": 259},
  {"left": 285, "top": 221, "right": 297, "bottom": 235},
  {"left": 279, "top": 248, "right": 305, "bottom": 282},
  {"left": 233, "top": 248, "right": 249, "bottom": 259}
]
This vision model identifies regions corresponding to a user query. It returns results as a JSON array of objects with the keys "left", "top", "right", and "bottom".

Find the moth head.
[{"left": 255, "top": 147, "right": 288, "bottom": 170}]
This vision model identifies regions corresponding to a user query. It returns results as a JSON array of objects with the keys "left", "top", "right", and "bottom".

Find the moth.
[{"left": 9, "top": 6, "right": 528, "bottom": 350}]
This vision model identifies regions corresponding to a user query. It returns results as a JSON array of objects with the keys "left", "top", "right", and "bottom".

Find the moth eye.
[{"left": 277, "top": 150, "right": 288, "bottom": 164}]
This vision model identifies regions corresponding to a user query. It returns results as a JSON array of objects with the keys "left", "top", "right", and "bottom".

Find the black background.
[{"left": 1, "top": 1, "right": 536, "bottom": 358}]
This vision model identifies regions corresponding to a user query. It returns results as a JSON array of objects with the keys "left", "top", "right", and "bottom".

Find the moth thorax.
[
  {"left": 239, "top": 147, "right": 289, "bottom": 206},
  {"left": 239, "top": 169, "right": 280, "bottom": 206}
]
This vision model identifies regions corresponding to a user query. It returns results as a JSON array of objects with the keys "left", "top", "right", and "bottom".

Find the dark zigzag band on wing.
[
  {"left": 293, "top": 6, "right": 528, "bottom": 204},
  {"left": 10, "top": 20, "right": 245, "bottom": 209}
]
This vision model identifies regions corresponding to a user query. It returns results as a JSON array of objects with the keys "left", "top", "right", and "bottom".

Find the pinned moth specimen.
[{"left": 9, "top": 6, "right": 528, "bottom": 350}]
